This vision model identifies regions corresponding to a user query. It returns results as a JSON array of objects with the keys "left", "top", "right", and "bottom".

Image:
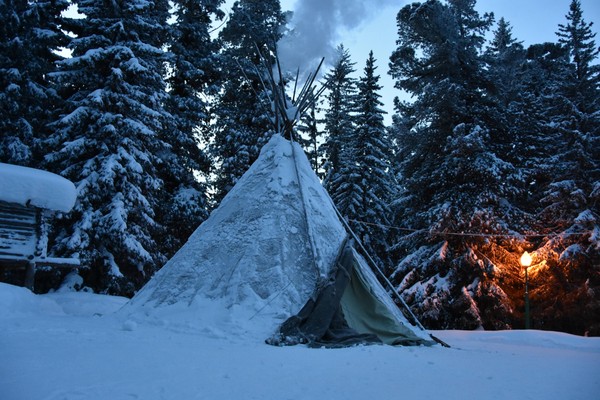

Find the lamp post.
[{"left": 520, "top": 251, "right": 532, "bottom": 329}]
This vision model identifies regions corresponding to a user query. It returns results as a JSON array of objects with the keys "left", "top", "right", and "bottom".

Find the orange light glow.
[{"left": 520, "top": 251, "right": 532, "bottom": 268}]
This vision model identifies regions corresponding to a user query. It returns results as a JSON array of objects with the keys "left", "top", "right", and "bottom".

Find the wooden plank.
[
  {"left": 24, "top": 262, "right": 35, "bottom": 290},
  {"left": 0, "top": 201, "right": 39, "bottom": 259},
  {"left": 34, "top": 257, "right": 80, "bottom": 268},
  {"left": 0, "top": 256, "right": 79, "bottom": 269},
  {"left": 0, "top": 201, "right": 79, "bottom": 291},
  {"left": 0, "top": 257, "right": 29, "bottom": 269},
  {"left": 0, "top": 254, "right": 34, "bottom": 263}
]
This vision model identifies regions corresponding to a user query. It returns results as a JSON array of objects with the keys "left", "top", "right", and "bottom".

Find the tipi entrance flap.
[
  {"left": 268, "top": 241, "right": 435, "bottom": 347},
  {"left": 341, "top": 248, "right": 433, "bottom": 345},
  {"left": 266, "top": 240, "right": 382, "bottom": 347}
]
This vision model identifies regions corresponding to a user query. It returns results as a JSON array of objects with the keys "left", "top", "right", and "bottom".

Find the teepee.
[{"left": 125, "top": 55, "right": 438, "bottom": 347}]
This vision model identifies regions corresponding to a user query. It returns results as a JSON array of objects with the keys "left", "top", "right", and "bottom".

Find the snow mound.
[
  {"left": 0, "top": 163, "right": 76, "bottom": 212},
  {"left": 123, "top": 135, "right": 346, "bottom": 337},
  {"left": 0, "top": 282, "right": 127, "bottom": 318},
  {"left": 0, "top": 282, "right": 65, "bottom": 317}
]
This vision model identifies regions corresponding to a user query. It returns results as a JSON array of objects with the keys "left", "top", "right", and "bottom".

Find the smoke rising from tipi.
[{"left": 277, "top": 0, "right": 399, "bottom": 73}]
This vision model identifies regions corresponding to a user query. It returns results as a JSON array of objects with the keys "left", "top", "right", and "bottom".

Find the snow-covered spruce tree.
[
  {"left": 483, "top": 20, "right": 568, "bottom": 205},
  {"left": 322, "top": 44, "right": 357, "bottom": 194},
  {"left": 333, "top": 51, "right": 395, "bottom": 267},
  {"left": 557, "top": 0, "right": 600, "bottom": 122},
  {"left": 486, "top": 39, "right": 600, "bottom": 332},
  {"left": 506, "top": 43, "right": 573, "bottom": 206},
  {"left": 550, "top": 0, "right": 600, "bottom": 201},
  {"left": 159, "top": 0, "right": 225, "bottom": 256},
  {"left": 488, "top": 18, "right": 530, "bottom": 105},
  {"left": 44, "top": 0, "right": 172, "bottom": 296},
  {"left": 483, "top": 18, "right": 545, "bottom": 232},
  {"left": 484, "top": 18, "right": 527, "bottom": 157},
  {"left": 545, "top": 0, "right": 600, "bottom": 228},
  {"left": 526, "top": 0, "right": 600, "bottom": 335},
  {"left": 0, "top": 0, "right": 69, "bottom": 166},
  {"left": 209, "top": 0, "right": 286, "bottom": 204},
  {"left": 388, "top": 0, "right": 517, "bottom": 330}
]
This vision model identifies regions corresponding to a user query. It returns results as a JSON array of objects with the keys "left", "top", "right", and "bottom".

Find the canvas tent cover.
[{"left": 125, "top": 135, "right": 432, "bottom": 346}]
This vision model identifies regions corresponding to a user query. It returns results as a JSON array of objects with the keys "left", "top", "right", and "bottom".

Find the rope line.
[{"left": 346, "top": 219, "right": 591, "bottom": 239}]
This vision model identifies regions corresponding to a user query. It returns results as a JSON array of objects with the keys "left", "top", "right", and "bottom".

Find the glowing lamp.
[
  {"left": 520, "top": 251, "right": 532, "bottom": 329},
  {"left": 520, "top": 251, "right": 532, "bottom": 268}
]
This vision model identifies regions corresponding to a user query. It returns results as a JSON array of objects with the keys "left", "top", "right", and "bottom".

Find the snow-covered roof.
[{"left": 0, "top": 163, "right": 77, "bottom": 213}]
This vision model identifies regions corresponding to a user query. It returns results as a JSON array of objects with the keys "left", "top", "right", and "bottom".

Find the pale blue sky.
[{"left": 280, "top": 0, "right": 600, "bottom": 122}]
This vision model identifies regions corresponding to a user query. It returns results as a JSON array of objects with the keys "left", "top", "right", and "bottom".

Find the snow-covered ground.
[{"left": 1, "top": 282, "right": 599, "bottom": 400}]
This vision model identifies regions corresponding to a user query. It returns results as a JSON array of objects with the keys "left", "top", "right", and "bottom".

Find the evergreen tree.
[
  {"left": 526, "top": 0, "right": 600, "bottom": 334},
  {"left": 512, "top": 42, "right": 574, "bottom": 207},
  {"left": 551, "top": 0, "right": 600, "bottom": 209},
  {"left": 483, "top": 17, "right": 537, "bottom": 234},
  {"left": 481, "top": 37, "right": 600, "bottom": 333},
  {"left": 531, "top": 0, "right": 599, "bottom": 268},
  {"left": 341, "top": 51, "right": 394, "bottom": 266},
  {"left": 44, "top": 0, "right": 172, "bottom": 295},
  {"left": 210, "top": 0, "right": 286, "bottom": 203},
  {"left": 484, "top": 18, "right": 526, "bottom": 152},
  {"left": 557, "top": 0, "right": 600, "bottom": 118},
  {"left": 552, "top": 0, "right": 600, "bottom": 196},
  {"left": 0, "top": 0, "right": 69, "bottom": 166},
  {"left": 388, "top": 0, "right": 516, "bottom": 330},
  {"left": 160, "top": 0, "right": 225, "bottom": 256},
  {"left": 322, "top": 44, "right": 357, "bottom": 193}
]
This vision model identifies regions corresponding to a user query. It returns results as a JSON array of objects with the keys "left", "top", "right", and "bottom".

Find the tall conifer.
[
  {"left": 389, "top": 0, "right": 515, "bottom": 329},
  {"left": 45, "top": 0, "right": 172, "bottom": 295},
  {"left": 160, "top": 0, "right": 225, "bottom": 256},
  {"left": 525, "top": 0, "right": 600, "bottom": 333},
  {"left": 536, "top": 0, "right": 599, "bottom": 265},
  {"left": 344, "top": 51, "right": 394, "bottom": 266},
  {"left": 0, "top": 0, "right": 69, "bottom": 166},
  {"left": 322, "top": 45, "right": 356, "bottom": 193},
  {"left": 210, "top": 0, "right": 286, "bottom": 203}
]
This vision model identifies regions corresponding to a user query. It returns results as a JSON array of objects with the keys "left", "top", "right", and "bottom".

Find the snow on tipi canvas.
[
  {"left": 124, "top": 134, "right": 433, "bottom": 347},
  {"left": 126, "top": 135, "right": 343, "bottom": 331}
]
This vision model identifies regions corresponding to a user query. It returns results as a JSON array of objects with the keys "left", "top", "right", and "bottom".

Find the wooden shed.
[{"left": 0, "top": 163, "right": 79, "bottom": 290}]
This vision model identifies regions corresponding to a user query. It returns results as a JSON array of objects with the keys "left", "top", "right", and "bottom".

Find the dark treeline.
[{"left": 1, "top": 0, "right": 598, "bottom": 335}]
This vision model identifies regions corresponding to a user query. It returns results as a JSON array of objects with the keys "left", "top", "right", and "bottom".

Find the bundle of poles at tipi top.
[{"left": 237, "top": 44, "right": 327, "bottom": 141}]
